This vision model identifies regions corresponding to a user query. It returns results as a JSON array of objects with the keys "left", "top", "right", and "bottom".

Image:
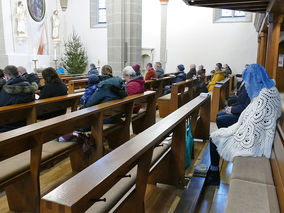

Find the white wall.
[
  {"left": 1, "top": 0, "right": 108, "bottom": 73},
  {"left": 64, "top": 0, "right": 107, "bottom": 73},
  {"left": 142, "top": 0, "right": 258, "bottom": 75}
]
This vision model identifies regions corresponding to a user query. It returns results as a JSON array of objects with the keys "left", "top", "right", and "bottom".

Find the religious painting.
[{"left": 27, "top": 0, "right": 46, "bottom": 22}]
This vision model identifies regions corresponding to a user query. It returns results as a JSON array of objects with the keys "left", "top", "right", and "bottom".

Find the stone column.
[
  {"left": 107, "top": 0, "right": 142, "bottom": 76},
  {"left": 0, "top": 0, "right": 8, "bottom": 67},
  {"left": 265, "top": 13, "right": 283, "bottom": 79},
  {"left": 160, "top": 0, "right": 169, "bottom": 71}
]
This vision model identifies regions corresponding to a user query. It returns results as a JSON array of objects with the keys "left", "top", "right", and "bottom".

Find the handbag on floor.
[
  {"left": 185, "top": 118, "right": 194, "bottom": 168},
  {"left": 76, "top": 132, "right": 96, "bottom": 153}
]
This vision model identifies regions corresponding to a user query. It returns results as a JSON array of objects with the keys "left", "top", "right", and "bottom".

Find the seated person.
[
  {"left": 80, "top": 67, "right": 113, "bottom": 105},
  {"left": 207, "top": 63, "right": 225, "bottom": 92},
  {"left": 0, "top": 68, "right": 6, "bottom": 88},
  {"left": 186, "top": 64, "right": 196, "bottom": 79},
  {"left": 223, "top": 64, "right": 232, "bottom": 77},
  {"left": 132, "top": 64, "right": 142, "bottom": 76},
  {"left": 88, "top": 63, "right": 99, "bottom": 76},
  {"left": 38, "top": 67, "right": 68, "bottom": 119},
  {"left": 83, "top": 65, "right": 128, "bottom": 124},
  {"left": 154, "top": 62, "right": 164, "bottom": 78},
  {"left": 18, "top": 66, "right": 41, "bottom": 88},
  {"left": 56, "top": 63, "right": 65, "bottom": 74},
  {"left": 206, "top": 64, "right": 281, "bottom": 186},
  {"left": 145, "top": 63, "right": 157, "bottom": 80},
  {"left": 164, "top": 64, "right": 186, "bottom": 95},
  {"left": 216, "top": 86, "right": 250, "bottom": 129},
  {"left": 197, "top": 65, "right": 207, "bottom": 93},
  {"left": 0, "top": 65, "right": 37, "bottom": 132},
  {"left": 123, "top": 66, "right": 145, "bottom": 113}
]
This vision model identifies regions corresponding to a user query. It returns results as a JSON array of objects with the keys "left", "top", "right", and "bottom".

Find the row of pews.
[{"left": 0, "top": 73, "right": 237, "bottom": 213}]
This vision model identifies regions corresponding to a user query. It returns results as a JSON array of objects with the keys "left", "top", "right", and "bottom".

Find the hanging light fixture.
[{"left": 60, "top": 0, "right": 68, "bottom": 11}]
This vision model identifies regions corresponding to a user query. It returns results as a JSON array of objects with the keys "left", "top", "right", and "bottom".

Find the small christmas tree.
[{"left": 62, "top": 32, "right": 88, "bottom": 74}]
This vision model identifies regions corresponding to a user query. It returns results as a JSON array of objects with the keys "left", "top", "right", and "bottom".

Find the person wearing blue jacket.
[
  {"left": 81, "top": 65, "right": 127, "bottom": 124},
  {"left": 88, "top": 64, "right": 99, "bottom": 76},
  {"left": 163, "top": 64, "right": 186, "bottom": 95},
  {"left": 216, "top": 85, "right": 250, "bottom": 128}
]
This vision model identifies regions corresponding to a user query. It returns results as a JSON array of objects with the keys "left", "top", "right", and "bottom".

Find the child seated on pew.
[
  {"left": 82, "top": 65, "right": 128, "bottom": 124},
  {"left": 206, "top": 64, "right": 281, "bottom": 186}
]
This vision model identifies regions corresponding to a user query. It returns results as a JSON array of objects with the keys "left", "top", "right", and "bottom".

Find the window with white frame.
[
  {"left": 90, "top": 0, "right": 107, "bottom": 28},
  {"left": 214, "top": 9, "right": 252, "bottom": 23}
]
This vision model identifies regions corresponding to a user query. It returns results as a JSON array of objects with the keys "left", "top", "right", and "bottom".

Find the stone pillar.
[
  {"left": 265, "top": 13, "right": 283, "bottom": 79},
  {"left": 107, "top": 0, "right": 142, "bottom": 76},
  {"left": 160, "top": 0, "right": 169, "bottom": 71},
  {"left": 0, "top": 0, "right": 8, "bottom": 67}
]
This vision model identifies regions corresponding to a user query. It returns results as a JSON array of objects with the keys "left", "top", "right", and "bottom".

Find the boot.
[{"left": 205, "top": 168, "right": 220, "bottom": 186}]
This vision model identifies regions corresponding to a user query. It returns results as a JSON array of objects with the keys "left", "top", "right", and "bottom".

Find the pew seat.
[
  {"left": 0, "top": 141, "right": 77, "bottom": 185},
  {"left": 85, "top": 141, "right": 172, "bottom": 213},
  {"left": 225, "top": 119, "right": 284, "bottom": 213}
]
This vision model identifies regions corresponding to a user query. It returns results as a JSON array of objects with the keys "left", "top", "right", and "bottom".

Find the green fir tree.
[{"left": 62, "top": 32, "right": 88, "bottom": 74}]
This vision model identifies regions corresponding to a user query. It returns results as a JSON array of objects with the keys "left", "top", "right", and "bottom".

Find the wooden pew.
[
  {"left": 144, "top": 76, "right": 174, "bottom": 98},
  {"left": 0, "top": 92, "right": 84, "bottom": 127},
  {"left": 68, "top": 79, "right": 89, "bottom": 94},
  {"left": 224, "top": 117, "right": 284, "bottom": 213},
  {"left": 0, "top": 91, "right": 156, "bottom": 213},
  {"left": 41, "top": 94, "right": 210, "bottom": 213},
  {"left": 157, "top": 78, "right": 199, "bottom": 117},
  {"left": 210, "top": 78, "right": 230, "bottom": 122},
  {"left": 61, "top": 76, "right": 88, "bottom": 84}
]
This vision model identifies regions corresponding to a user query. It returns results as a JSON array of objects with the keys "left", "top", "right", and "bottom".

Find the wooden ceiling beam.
[
  {"left": 188, "top": 0, "right": 268, "bottom": 5},
  {"left": 191, "top": 2, "right": 268, "bottom": 7},
  {"left": 195, "top": 3, "right": 268, "bottom": 9}
]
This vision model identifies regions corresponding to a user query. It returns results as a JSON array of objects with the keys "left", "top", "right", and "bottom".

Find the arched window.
[{"left": 90, "top": 0, "right": 107, "bottom": 28}]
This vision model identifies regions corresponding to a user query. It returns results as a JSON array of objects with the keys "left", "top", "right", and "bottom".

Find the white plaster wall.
[
  {"left": 1, "top": 0, "right": 108, "bottom": 73},
  {"left": 142, "top": 0, "right": 258, "bottom": 74},
  {"left": 63, "top": 0, "right": 107, "bottom": 73}
]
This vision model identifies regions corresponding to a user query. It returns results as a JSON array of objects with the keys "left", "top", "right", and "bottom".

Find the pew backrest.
[
  {"left": 0, "top": 92, "right": 84, "bottom": 126},
  {"left": 68, "top": 79, "right": 88, "bottom": 94},
  {"left": 40, "top": 94, "right": 210, "bottom": 213},
  {"left": 144, "top": 76, "right": 174, "bottom": 98}
]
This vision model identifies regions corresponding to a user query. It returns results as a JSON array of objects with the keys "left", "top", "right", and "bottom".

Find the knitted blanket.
[{"left": 211, "top": 87, "right": 281, "bottom": 162}]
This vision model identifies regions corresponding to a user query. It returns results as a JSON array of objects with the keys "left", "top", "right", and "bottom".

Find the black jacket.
[
  {"left": 0, "top": 76, "right": 37, "bottom": 107},
  {"left": 38, "top": 82, "right": 68, "bottom": 120},
  {"left": 186, "top": 68, "right": 196, "bottom": 79},
  {"left": 0, "top": 76, "right": 37, "bottom": 132},
  {"left": 231, "top": 86, "right": 250, "bottom": 116},
  {"left": 22, "top": 72, "right": 41, "bottom": 88}
]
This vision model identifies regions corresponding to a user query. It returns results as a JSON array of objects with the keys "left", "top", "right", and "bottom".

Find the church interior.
[{"left": 0, "top": 0, "right": 284, "bottom": 212}]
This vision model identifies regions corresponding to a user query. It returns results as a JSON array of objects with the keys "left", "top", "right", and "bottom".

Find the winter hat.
[
  {"left": 177, "top": 64, "right": 185, "bottom": 71},
  {"left": 132, "top": 64, "right": 140, "bottom": 73}
]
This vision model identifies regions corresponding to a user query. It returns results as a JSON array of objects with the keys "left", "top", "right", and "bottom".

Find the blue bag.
[{"left": 185, "top": 118, "right": 194, "bottom": 168}]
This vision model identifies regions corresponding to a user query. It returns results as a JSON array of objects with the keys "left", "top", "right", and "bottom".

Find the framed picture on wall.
[{"left": 27, "top": 0, "right": 46, "bottom": 22}]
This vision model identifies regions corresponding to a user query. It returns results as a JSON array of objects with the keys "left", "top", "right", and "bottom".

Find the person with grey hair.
[
  {"left": 0, "top": 65, "right": 37, "bottom": 131},
  {"left": 154, "top": 62, "right": 164, "bottom": 78},
  {"left": 18, "top": 66, "right": 41, "bottom": 88},
  {"left": 123, "top": 66, "right": 145, "bottom": 113}
]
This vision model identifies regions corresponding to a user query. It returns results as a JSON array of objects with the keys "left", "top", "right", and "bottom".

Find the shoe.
[{"left": 205, "top": 169, "right": 220, "bottom": 186}]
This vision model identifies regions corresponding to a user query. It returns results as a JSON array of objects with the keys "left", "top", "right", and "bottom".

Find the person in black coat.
[
  {"left": 0, "top": 68, "right": 6, "bottom": 88},
  {"left": 186, "top": 64, "right": 197, "bottom": 79},
  {"left": 38, "top": 67, "right": 68, "bottom": 119},
  {"left": 18, "top": 66, "right": 41, "bottom": 89},
  {"left": 216, "top": 86, "right": 250, "bottom": 128},
  {"left": 0, "top": 65, "right": 37, "bottom": 132}
]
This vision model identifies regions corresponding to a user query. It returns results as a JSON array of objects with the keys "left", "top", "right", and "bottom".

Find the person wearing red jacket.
[
  {"left": 145, "top": 63, "right": 157, "bottom": 80},
  {"left": 123, "top": 66, "right": 145, "bottom": 113}
]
